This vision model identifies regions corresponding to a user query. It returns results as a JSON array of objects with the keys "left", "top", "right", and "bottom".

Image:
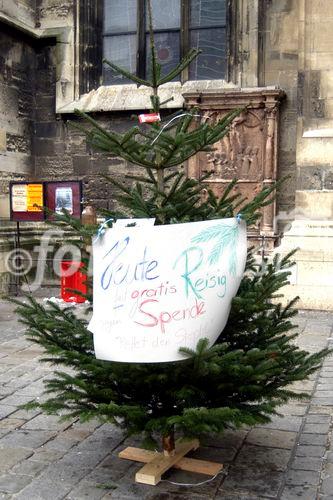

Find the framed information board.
[
  {"left": 45, "top": 181, "right": 82, "bottom": 219},
  {"left": 9, "top": 182, "right": 45, "bottom": 222}
]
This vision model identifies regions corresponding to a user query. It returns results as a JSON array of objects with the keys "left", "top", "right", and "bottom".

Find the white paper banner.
[{"left": 88, "top": 218, "right": 247, "bottom": 363}]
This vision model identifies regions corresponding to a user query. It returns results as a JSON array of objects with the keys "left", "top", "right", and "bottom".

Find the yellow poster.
[{"left": 27, "top": 184, "right": 43, "bottom": 212}]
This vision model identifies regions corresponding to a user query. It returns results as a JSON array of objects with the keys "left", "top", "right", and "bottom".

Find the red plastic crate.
[{"left": 60, "top": 261, "right": 87, "bottom": 303}]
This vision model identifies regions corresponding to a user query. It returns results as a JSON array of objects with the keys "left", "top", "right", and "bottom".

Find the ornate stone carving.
[{"left": 183, "top": 88, "right": 285, "bottom": 249}]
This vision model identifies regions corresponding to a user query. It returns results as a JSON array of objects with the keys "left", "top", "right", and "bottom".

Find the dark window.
[{"left": 103, "top": 0, "right": 228, "bottom": 85}]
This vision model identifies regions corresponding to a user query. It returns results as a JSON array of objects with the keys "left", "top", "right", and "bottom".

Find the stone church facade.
[{"left": 0, "top": 0, "right": 332, "bottom": 309}]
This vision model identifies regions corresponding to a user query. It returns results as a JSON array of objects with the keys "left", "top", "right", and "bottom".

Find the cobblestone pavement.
[{"left": 0, "top": 299, "right": 332, "bottom": 499}]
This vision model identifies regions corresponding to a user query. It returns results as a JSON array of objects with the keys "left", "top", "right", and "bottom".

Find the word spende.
[{"left": 133, "top": 298, "right": 206, "bottom": 334}]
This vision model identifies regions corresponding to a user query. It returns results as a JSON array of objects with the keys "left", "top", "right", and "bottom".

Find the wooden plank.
[
  {"left": 135, "top": 439, "right": 200, "bottom": 485},
  {"left": 119, "top": 446, "right": 223, "bottom": 476}
]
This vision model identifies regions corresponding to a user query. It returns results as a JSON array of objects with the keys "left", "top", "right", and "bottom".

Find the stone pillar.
[{"left": 275, "top": 0, "right": 333, "bottom": 310}]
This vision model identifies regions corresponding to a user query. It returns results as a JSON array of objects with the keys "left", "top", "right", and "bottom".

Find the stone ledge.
[{"left": 56, "top": 80, "right": 243, "bottom": 114}]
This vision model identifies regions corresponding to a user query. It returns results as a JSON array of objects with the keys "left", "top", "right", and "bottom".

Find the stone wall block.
[
  {"left": 295, "top": 190, "right": 333, "bottom": 219},
  {"left": 312, "top": 21, "right": 333, "bottom": 53},
  {"left": 323, "top": 171, "right": 333, "bottom": 190},
  {"left": 0, "top": 129, "right": 6, "bottom": 152},
  {"left": 34, "top": 122, "right": 59, "bottom": 138},
  {"left": 6, "top": 134, "right": 30, "bottom": 154},
  {"left": 72, "top": 156, "right": 91, "bottom": 175},
  {"left": 34, "top": 156, "right": 73, "bottom": 178},
  {"left": 33, "top": 138, "right": 56, "bottom": 156},
  {"left": 297, "top": 166, "right": 324, "bottom": 190}
]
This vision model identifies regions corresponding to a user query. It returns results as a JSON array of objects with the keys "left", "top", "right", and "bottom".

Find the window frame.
[{"left": 102, "top": 0, "right": 232, "bottom": 85}]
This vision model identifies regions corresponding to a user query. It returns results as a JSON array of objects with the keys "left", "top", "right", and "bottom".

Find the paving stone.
[
  {"left": 76, "top": 426, "right": 124, "bottom": 455},
  {"left": 0, "top": 419, "right": 25, "bottom": 431},
  {"left": 0, "top": 389, "right": 12, "bottom": 399},
  {"left": 57, "top": 427, "right": 91, "bottom": 444},
  {"left": 215, "top": 494, "right": 263, "bottom": 500},
  {"left": 0, "top": 447, "right": 33, "bottom": 472},
  {"left": 59, "top": 450, "right": 109, "bottom": 469},
  {"left": 67, "top": 467, "right": 123, "bottom": 500},
  {"left": 291, "top": 456, "right": 323, "bottom": 471},
  {"left": 303, "top": 423, "right": 331, "bottom": 434},
  {"left": 280, "top": 484, "right": 317, "bottom": 499},
  {"left": 219, "top": 466, "right": 285, "bottom": 497},
  {"left": 246, "top": 428, "right": 297, "bottom": 449},
  {"left": 259, "top": 415, "right": 303, "bottom": 432},
  {"left": 30, "top": 449, "right": 65, "bottom": 463},
  {"left": 321, "top": 477, "right": 333, "bottom": 495},
  {"left": 15, "top": 379, "right": 46, "bottom": 397},
  {"left": 312, "top": 397, "right": 333, "bottom": 405},
  {"left": 97, "top": 455, "right": 137, "bottom": 482},
  {"left": 0, "top": 394, "right": 32, "bottom": 407},
  {"left": 21, "top": 414, "right": 73, "bottom": 432},
  {"left": 317, "top": 384, "right": 333, "bottom": 391},
  {"left": 0, "top": 406, "right": 16, "bottom": 419},
  {"left": 37, "top": 463, "right": 92, "bottom": 486},
  {"left": 190, "top": 445, "right": 237, "bottom": 463},
  {"left": 306, "top": 414, "right": 331, "bottom": 424},
  {"left": 11, "top": 459, "right": 47, "bottom": 476},
  {"left": 14, "top": 477, "right": 72, "bottom": 500},
  {"left": 309, "top": 404, "right": 333, "bottom": 414},
  {"left": 295, "top": 445, "right": 327, "bottom": 458},
  {"left": 314, "top": 391, "right": 333, "bottom": 398},
  {"left": 0, "top": 473, "right": 32, "bottom": 493},
  {"left": 201, "top": 430, "right": 247, "bottom": 449},
  {"left": 66, "top": 480, "right": 106, "bottom": 500},
  {"left": 42, "top": 435, "right": 79, "bottom": 452},
  {"left": 235, "top": 444, "right": 290, "bottom": 471},
  {"left": 290, "top": 380, "right": 315, "bottom": 392},
  {"left": 286, "top": 469, "right": 320, "bottom": 486},
  {"left": 0, "top": 430, "right": 56, "bottom": 449},
  {"left": 299, "top": 433, "right": 328, "bottom": 446},
  {"left": 277, "top": 403, "right": 307, "bottom": 416},
  {"left": 0, "top": 357, "right": 25, "bottom": 366},
  {"left": 71, "top": 419, "right": 102, "bottom": 433},
  {"left": 100, "top": 495, "right": 140, "bottom": 500},
  {"left": 10, "top": 408, "right": 41, "bottom": 420}
]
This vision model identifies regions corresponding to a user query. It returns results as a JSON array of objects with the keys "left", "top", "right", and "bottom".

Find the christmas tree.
[{"left": 13, "top": 0, "right": 329, "bottom": 455}]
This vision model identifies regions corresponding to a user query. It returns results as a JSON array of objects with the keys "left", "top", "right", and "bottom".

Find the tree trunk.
[{"left": 162, "top": 429, "right": 175, "bottom": 456}]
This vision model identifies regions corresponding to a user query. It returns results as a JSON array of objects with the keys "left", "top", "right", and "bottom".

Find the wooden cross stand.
[{"left": 119, "top": 439, "right": 223, "bottom": 486}]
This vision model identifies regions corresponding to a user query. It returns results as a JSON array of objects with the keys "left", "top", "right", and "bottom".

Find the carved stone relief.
[{"left": 183, "top": 89, "right": 285, "bottom": 249}]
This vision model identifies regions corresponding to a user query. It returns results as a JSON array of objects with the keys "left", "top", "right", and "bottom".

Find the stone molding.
[{"left": 183, "top": 87, "right": 285, "bottom": 245}]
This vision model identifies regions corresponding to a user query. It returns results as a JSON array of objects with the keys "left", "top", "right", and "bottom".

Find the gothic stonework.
[{"left": 183, "top": 88, "right": 285, "bottom": 248}]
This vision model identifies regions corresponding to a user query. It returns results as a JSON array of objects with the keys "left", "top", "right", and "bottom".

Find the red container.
[{"left": 60, "top": 261, "right": 87, "bottom": 303}]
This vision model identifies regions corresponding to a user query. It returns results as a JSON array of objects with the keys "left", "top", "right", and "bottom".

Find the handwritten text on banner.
[{"left": 88, "top": 218, "right": 247, "bottom": 363}]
